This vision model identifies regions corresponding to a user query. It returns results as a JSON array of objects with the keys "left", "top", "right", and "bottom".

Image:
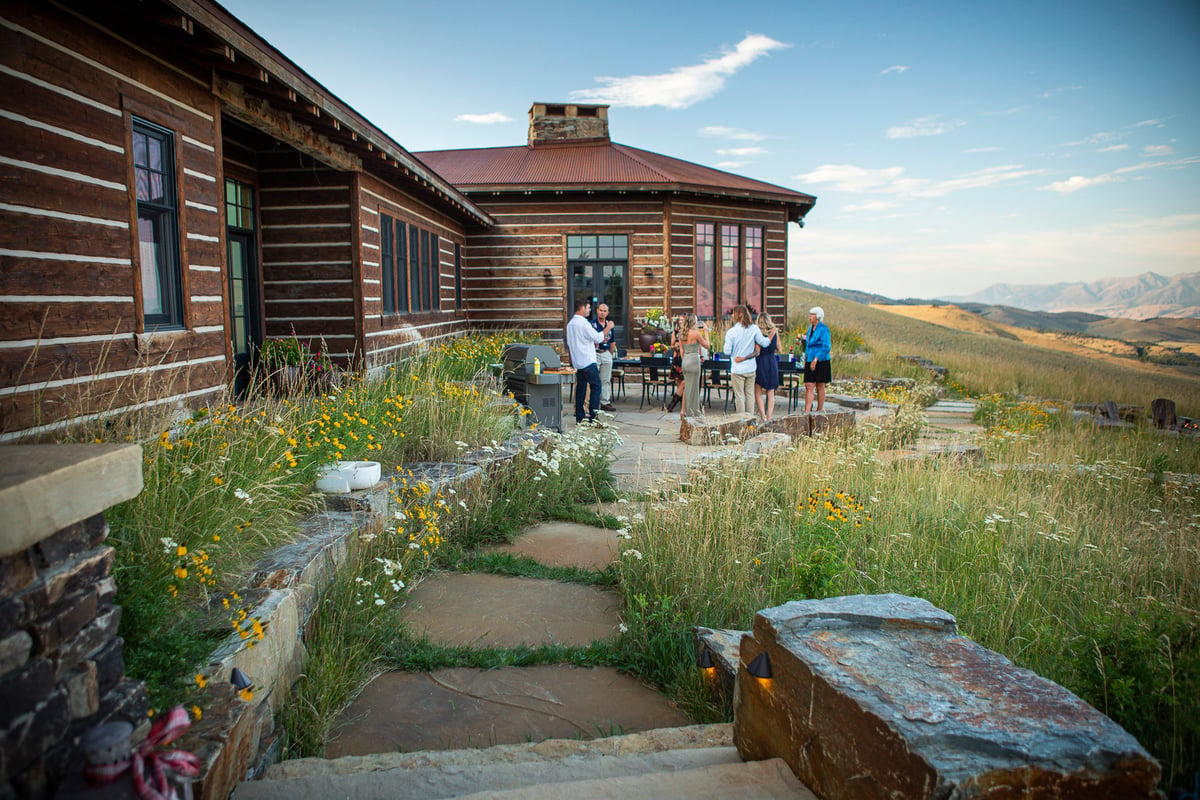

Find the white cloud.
[
  {"left": 1038, "top": 85, "right": 1084, "bottom": 99},
  {"left": 880, "top": 65, "right": 910, "bottom": 75},
  {"left": 714, "top": 161, "right": 745, "bottom": 169},
  {"left": 1096, "top": 144, "right": 1128, "bottom": 153},
  {"left": 1143, "top": 144, "right": 1174, "bottom": 157},
  {"left": 963, "top": 146, "right": 1001, "bottom": 154},
  {"left": 1065, "top": 131, "right": 1119, "bottom": 147},
  {"left": 716, "top": 146, "right": 766, "bottom": 157},
  {"left": 1042, "top": 156, "right": 1199, "bottom": 193},
  {"left": 568, "top": 34, "right": 788, "bottom": 109},
  {"left": 455, "top": 112, "right": 511, "bottom": 124},
  {"left": 795, "top": 163, "right": 1045, "bottom": 198},
  {"left": 842, "top": 199, "right": 898, "bottom": 212},
  {"left": 699, "top": 126, "right": 765, "bottom": 141},
  {"left": 1041, "top": 174, "right": 1117, "bottom": 194},
  {"left": 884, "top": 115, "right": 964, "bottom": 139},
  {"left": 1132, "top": 117, "right": 1171, "bottom": 128}
]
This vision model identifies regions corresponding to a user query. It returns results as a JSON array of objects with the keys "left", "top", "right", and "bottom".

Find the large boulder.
[{"left": 734, "top": 594, "right": 1160, "bottom": 799}]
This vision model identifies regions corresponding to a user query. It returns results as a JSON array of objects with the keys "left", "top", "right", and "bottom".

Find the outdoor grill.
[{"left": 501, "top": 343, "right": 569, "bottom": 431}]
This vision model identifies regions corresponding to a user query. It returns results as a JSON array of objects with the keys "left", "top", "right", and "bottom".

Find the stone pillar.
[
  {"left": 0, "top": 444, "right": 144, "bottom": 798},
  {"left": 733, "top": 594, "right": 1161, "bottom": 799}
]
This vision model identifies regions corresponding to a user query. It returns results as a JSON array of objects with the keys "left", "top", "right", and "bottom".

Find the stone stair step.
[
  {"left": 236, "top": 725, "right": 790, "bottom": 800},
  {"left": 449, "top": 757, "right": 813, "bottom": 800}
]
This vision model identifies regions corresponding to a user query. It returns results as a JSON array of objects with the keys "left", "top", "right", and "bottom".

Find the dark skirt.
[
  {"left": 804, "top": 359, "right": 831, "bottom": 384},
  {"left": 669, "top": 353, "right": 684, "bottom": 382}
]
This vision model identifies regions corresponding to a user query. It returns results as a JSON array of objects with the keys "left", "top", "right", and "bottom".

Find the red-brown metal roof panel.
[{"left": 414, "top": 141, "right": 815, "bottom": 207}]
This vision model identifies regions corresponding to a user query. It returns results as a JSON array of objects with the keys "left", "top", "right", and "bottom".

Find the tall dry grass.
[{"left": 616, "top": 392, "right": 1199, "bottom": 786}]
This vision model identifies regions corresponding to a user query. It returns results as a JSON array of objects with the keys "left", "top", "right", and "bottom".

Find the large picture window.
[
  {"left": 745, "top": 226, "right": 764, "bottom": 314},
  {"left": 133, "top": 117, "right": 182, "bottom": 328},
  {"left": 720, "top": 224, "right": 740, "bottom": 318},
  {"left": 694, "top": 221, "right": 766, "bottom": 317},
  {"left": 694, "top": 223, "right": 715, "bottom": 317}
]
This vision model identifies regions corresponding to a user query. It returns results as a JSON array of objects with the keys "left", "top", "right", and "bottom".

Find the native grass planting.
[
  {"left": 61, "top": 333, "right": 549, "bottom": 717},
  {"left": 614, "top": 302, "right": 1199, "bottom": 789}
]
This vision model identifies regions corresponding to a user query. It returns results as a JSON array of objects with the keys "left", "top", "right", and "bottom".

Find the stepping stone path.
[{"left": 325, "top": 519, "right": 689, "bottom": 757}]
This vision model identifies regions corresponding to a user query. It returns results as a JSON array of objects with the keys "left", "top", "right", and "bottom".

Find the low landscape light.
[
  {"left": 747, "top": 651, "right": 772, "bottom": 679},
  {"left": 230, "top": 668, "right": 253, "bottom": 691},
  {"left": 698, "top": 647, "right": 715, "bottom": 669}
]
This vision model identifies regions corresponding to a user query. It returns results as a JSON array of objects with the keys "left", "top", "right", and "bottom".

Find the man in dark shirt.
[{"left": 592, "top": 303, "right": 616, "bottom": 412}]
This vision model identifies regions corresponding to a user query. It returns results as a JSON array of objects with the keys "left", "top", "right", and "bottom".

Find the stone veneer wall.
[{"left": 0, "top": 445, "right": 146, "bottom": 799}]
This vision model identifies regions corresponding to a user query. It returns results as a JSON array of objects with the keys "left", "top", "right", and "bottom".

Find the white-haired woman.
[{"left": 803, "top": 306, "right": 831, "bottom": 413}]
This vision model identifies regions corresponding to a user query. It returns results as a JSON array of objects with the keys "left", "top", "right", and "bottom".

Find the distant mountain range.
[
  {"left": 937, "top": 271, "right": 1200, "bottom": 320},
  {"left": 789, "top": 275, "right": 1200, "bottom": 342}
]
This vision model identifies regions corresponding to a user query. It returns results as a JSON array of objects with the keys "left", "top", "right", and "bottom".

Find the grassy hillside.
[{"left": 786, "top": 286, "right": 1200, "bottom": 417}]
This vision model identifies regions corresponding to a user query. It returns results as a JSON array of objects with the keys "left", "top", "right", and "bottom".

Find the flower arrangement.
[
  {"left": 642, "top": 308, "right": 671, "bottom": 330},
  {"left": 650, "top": 341, "right": 670, "bottom": 354},
  {"left": 259, "top": 337, "right": 306, "bottom": 370}
]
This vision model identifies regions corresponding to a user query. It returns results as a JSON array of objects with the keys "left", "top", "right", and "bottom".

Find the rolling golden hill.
[{"left": 785, "top": 286, "right": 1200, "bottom": 417}]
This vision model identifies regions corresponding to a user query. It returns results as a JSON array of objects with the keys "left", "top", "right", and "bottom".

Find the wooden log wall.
[
  {"left": 357, "top": 173, "right": 467, "bottom": 371},
  {"left": 0, "top": 2, "right": 227, "bottom": 440},
  {"left": 463, "top": 195, "right": 665, "bottom": 340},
  {"left": 253, "top": 153, "right": 358, "bottom": 364}
]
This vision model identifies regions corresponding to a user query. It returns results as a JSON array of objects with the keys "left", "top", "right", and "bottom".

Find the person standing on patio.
[
  {"left": 592, "top": 302, "right": 616, "bottom": 412},
  {"left": 567, "top": 298, "right": 613, "bottom": 423},
  {"left": 680, "top": 314, "right": 710, "bottom": 418},
  {"left": 804, "top": 306, "right": 832, "bottom": 413},
  {"left": 723, "top": 305, "right": 771, "bottom": 416},
  {"left": 753, "top": 312, "right": 780, "bottom": 422}
]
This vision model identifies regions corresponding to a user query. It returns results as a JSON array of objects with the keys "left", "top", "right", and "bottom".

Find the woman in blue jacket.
[{"left": 804, "top": 306, "right": 831, "bottom": 413}]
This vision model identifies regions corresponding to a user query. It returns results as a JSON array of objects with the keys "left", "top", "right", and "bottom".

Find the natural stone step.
[
  {"left": 324, "top": 665, "right": 692, "bottom": 758},
  {"left": 234, "top": 725, "right": 815, "bottom": 800},
  {"left": 483, "top": 521, "right": 619, "bottom": 570},
  {"left": 400, "top": 572, "right": 620, "bottom": 647}
]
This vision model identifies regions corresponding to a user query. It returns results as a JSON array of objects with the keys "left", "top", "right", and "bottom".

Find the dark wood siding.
[
  {"left": 0, "top": 2, "right": 227, "bottom": 439},
  {"left": 357, "top": 173, "right": 467, "bottom": 370}
]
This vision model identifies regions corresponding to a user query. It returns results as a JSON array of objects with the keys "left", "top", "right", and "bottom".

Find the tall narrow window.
[
  {"left": 425, "top": 232, "right": 438, "bottom": 311},
  {"left": 694, "top": 223, "right": 715, "bottom": 317},
  {"left": 454, "top": 242, "right": 463, "bottom": 310},
  {"left": 408, "top": 226, "right": 420, "bottom": 312},
  {"left": 720, "top": 224, "right": 740, "bottom": 317},
  {"left": 395, "top": 219, "right": 408, "bottom": 313},
  {"left": 744, "top": 226, "right": 763, "bottom": 314},
  {"left": 380, "top": 214, "right": 395, "bottom": 313},
  {"left": 133, "top": 117, "right": 182, "bottom": 328}
]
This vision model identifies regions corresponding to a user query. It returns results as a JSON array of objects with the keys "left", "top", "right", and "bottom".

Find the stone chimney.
[{"left": 528, "top": 102, "right": 610, "bottom": 145}]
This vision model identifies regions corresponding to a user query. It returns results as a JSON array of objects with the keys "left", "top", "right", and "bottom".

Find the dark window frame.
[
  {"left": 694, "top": 219, "right": 770, "bottom": 318},
  {"left": 132, "top": 116, "right": 183, "bottom": 329},
  {"left": 454, "top": 242, "right": 463, "bottom": 310},
  {"left": 380, "top": 213, "right": 395, "bottom": 314}
]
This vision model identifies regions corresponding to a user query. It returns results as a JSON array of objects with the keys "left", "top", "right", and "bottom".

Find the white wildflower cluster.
[
  {"left": 234, "top": 488, "right": 253, "bottom": 504},
  {"left": 622, "top": 549, "right": 643, "bottom": 560},
  {"left": 159, "top": 537, "right": 179, "bottom": 553}
]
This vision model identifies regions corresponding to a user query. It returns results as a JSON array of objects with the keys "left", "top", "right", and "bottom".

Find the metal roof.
[{"left": 414, "top": 141, "right": 816, "bottom": 219}]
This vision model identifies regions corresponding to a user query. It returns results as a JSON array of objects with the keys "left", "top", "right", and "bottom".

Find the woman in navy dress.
[{"left": 754, "top": 312, "right": 780, "bottom": 421}]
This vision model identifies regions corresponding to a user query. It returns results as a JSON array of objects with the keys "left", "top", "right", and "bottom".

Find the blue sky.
[{"left": 222, "top": 0, "right": 1199, "bottom": 298}]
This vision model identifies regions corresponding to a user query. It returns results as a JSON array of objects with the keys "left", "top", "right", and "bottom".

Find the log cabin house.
[
  {"left": 0, "top": 0, "right": 490, "bottom": 440},
  {"left": 416, "top": 103, "right": 816, "bottom": 352},
  {"left": 0, "top": 0, "right": 815, "bottom": 441}
]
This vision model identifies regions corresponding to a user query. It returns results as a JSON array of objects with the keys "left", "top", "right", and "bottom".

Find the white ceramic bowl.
[
  {"left": 315, "top": 468, "right": 351, "bottom": 494},
  {"left": 340, "top": 460, "right": 381, "bottom": 490}
]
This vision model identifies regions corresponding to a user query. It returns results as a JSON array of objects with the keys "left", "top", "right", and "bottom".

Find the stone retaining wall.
[{"left": 0, "top": 444, "right": 146, "bottom": 799}]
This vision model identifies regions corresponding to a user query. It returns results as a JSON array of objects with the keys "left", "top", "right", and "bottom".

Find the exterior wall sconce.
[
  {"left": 698, "top": 647, "right": 715, "bottom": 669},
  {"left": 747, "top": 651, "right": 772, "bottom": 679},
  {"left": 643, "top": 267, "right": 653, "bottom": 280},
  {"left": 542, "top": 268, "right": 552, "bottom": 281}
]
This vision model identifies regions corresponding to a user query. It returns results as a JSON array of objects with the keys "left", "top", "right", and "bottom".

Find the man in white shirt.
[
  {"left": 566, "top": 298, "right": 613, "bottom": 423},
  {"left": 722, "top": 304, "right": 771, "bottom": 416}
]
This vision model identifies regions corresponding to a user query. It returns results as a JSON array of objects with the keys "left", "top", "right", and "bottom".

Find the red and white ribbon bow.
[{"left": 84, "top": 705, "right": 201, "bottom": 800}]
